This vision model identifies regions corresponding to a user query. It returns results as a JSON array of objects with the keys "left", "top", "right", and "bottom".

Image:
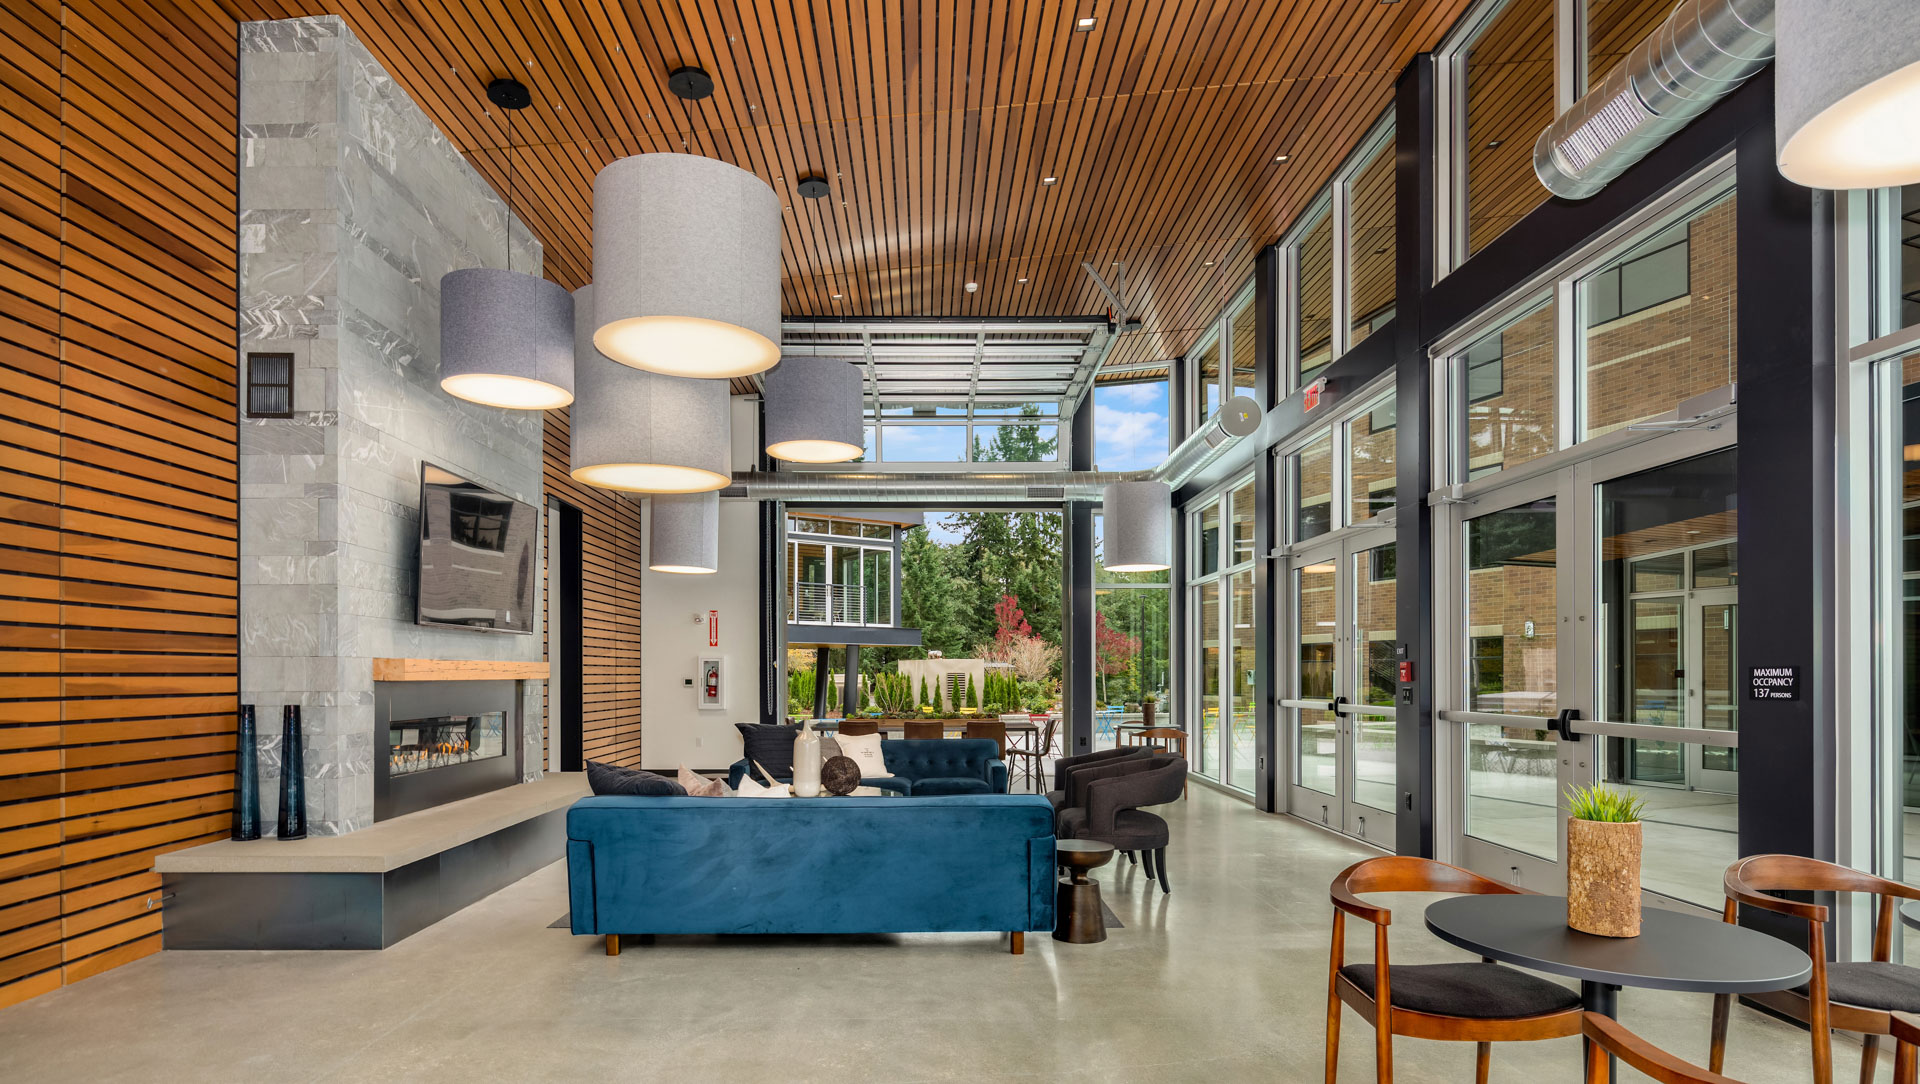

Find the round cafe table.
[
  {"left": 1425, "top": 894, "right": 1810, "bottom": 1075},
  {"left": 1900, "top": 900, "right": 1920, "bottom": 930}
]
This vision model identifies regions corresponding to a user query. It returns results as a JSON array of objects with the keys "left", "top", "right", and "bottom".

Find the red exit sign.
[{"left": 1302, "top": 377, "right": 1328, "bottom": 412}]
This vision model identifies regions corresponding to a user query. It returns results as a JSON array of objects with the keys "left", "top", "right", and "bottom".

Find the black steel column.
[
  {"left": 1064, "top": 399, "right": 1098, "bottom": 755},
  {"left": 759, "top": 499, "right": 784, "bottom": 726},
  {"left": 1253, "top": 244, "right": 1282, "bottom": 810},
  {"left": 1392, "top": 55, "right": 1438, "bottom": 859},
  {"left": 559, "top": 499, "right": 585, "bottom": 772},
  {"left": 842, "top": 644, "right": 861, "bottom": 716},
  {"left": 1733, "top": 118, "right": 1836, "bottom": 872},
  {"left": 811, "top": 647, "right": 829, "bottom": 720}
]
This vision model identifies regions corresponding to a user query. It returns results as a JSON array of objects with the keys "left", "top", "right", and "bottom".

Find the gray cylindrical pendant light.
[
  {"left": 1777, "top": 0, "right": 1920, "bottom": 188},
  {"left": 591, "top": 153, "right": 782, "bottom": 378},
  {"left": 439, "top": 267, "right": 575, "bottom": 409},
  {"left": 570, "top": 285, "right": 731, "bottom": 493},
  {"left": 649, "top": 492, "right": 720, "bottom": 574},
  {"left": 763, "top": 356, "right": 864, "bottom": 463},
  {"left": 1102, "top": 480, "right": 1172, "bottom": 573}
]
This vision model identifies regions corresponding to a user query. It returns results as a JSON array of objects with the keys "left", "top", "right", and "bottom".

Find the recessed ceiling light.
[
  {"left": 964, "top": 281, "right": 979, "bottom": 292},
  {"left": 1202, "top": 260, "right": 1214, "bottom": 267},
  {"left": 1016, "top": 277, "right": 1028, "bottom": 284},
  {"left": 831, "top": 293, "right": 844, "bottom": 300},
  {"left": 1075, "top": 17, "right": 1097, "bottom": 31},
  {"left": 1486, "top": 139, "right": 1504, "bottom": 148},
  {"left": 1041, "top": 175, "right": 1058, "bottom": 186},
  {"left": 1273, "top": 154, "right": 1291, "bottom": 163}
]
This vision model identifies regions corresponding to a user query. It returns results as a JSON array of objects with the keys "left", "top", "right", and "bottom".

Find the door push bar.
[{"left": 1548, "top": 707, "right": 1582, "bottom": 742}]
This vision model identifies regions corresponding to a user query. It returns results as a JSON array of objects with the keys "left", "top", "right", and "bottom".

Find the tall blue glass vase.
[
  {"left": 277, "top": 704, "right": 307, "bottom": 840},
  {"left": 232, "top": 704, "right": 260, "bottom": 840}
]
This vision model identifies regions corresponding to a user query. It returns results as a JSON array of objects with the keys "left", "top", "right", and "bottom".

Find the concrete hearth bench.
[{"left": 155, "top": 773, "right": 588, "bottom": 950}]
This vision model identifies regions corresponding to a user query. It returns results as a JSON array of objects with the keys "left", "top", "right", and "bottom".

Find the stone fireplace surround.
[{"left": 237, "top": 15, "right": 548, "bottom": 835}]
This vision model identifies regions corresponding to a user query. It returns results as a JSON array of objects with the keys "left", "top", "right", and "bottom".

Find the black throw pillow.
[
  {"left": 734, "top": 722, "right": 800, "bottom": 779},
  {"left": 586, "top": 761, "right": 686, "bottom": 796}
]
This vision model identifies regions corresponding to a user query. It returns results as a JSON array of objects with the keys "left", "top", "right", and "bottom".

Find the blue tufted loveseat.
[{"left": 726, "top": 737, "right": 1007, "bottom": 796}]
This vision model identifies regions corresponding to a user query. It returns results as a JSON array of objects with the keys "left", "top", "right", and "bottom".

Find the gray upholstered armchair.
[
  {"left": 1046, "top": 746, "right": 1149, "bottom": 813},
  {"left": 1057, "top": 755, "right": 1188, "bottom": 894}
]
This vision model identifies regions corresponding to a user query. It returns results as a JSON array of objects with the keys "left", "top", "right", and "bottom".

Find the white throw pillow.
[
  {"left": 733, "top": 773, "right": 790, "bottom": 799},
  {"left": 834, "top": 731, "right": 890, "bottom": 779}
]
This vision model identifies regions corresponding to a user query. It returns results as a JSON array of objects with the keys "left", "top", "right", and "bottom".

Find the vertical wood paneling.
[
  {"left": 0, "top": 0, "right": 240, "bottom": 1012},
  {"left": 542, "top": 408, "right": 643, "bottom": 767}
]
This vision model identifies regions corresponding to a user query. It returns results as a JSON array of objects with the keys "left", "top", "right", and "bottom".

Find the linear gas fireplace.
[{"left": 374, "top": 679, "right": 523, "bottom": 821}]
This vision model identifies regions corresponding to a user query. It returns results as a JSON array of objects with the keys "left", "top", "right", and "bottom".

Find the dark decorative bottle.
[
  {"left": 232, "top": 705, "right": 261, "bottom": 840},
  {"left": 277, "top": 704, "right": 307, "bottom": 840}
]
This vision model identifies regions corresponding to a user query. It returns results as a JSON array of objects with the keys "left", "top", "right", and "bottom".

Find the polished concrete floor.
[{"left": 0, "top": 786, "right": 1834, "bottom": 1083}]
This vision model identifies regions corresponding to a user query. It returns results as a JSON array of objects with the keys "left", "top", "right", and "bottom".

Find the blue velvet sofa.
[
  {"left": 724, "top": 737, "right": 1007, "bottom": 796},
  {"left": 566, "top": 793, "right": 1056, "bottom": 954}
]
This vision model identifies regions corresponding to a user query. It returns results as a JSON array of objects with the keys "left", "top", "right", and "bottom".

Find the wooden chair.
[
  {"left": 1710, "top": 855, "right": 1920, "bottom": 1084},
  {"left": 1327, "top": 856, "right": 1583, "bottom": 1084},
  {"left": 964, "top": 718, "right": 1006, "bottom": 758},
  {"left": 837, "top": 719, "right": 878, "bottom": 737},
  {"left": 1583, "top": 1012, "right": 1747, "bottom": 1084},
  {"left": 903, "top": 719, "right": 945, "bottom": 741},
  {"left": 1123, "top": 726, "right": 1189, "bottom": 799},
  {"left": 1892, "top": 1011, "right": 1920, "bottom": 1084},
  {"left": 1003, "top": 714, "right": 1057, "bottom": 793}
]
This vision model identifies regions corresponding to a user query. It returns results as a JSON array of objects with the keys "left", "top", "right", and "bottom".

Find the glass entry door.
[
  {"left": 1285, "top": 535, "right": 1398, "bottom": 845},
  {"left": 1440, "top": 430, "right": 1740, "bottom": 905}
]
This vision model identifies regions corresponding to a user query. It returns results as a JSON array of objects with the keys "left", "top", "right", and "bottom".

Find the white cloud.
[
  {"left": 1092, "top": 401, "right": 1170, "bottom": 471},
  {"left": 1101, "top": 382, "right": 1165, "bottom": 409}
]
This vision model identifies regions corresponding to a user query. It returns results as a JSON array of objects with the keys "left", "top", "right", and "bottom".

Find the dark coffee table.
[
  {"left": 1054, "top": 839, "right": 1116, "bottom": 944},
  {"left": 1426, "top": 893, "right": 1810, "bottom": 1076}
]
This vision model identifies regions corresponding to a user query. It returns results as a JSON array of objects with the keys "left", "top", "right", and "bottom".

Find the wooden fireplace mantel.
[{"left": 371, "top": 658, "right": 551, "bottom": 682}]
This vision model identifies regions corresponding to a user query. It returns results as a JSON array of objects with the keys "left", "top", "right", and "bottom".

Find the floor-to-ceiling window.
[
  {"left": 1433, "top": 162, "right": 1741, "bottom": 903},
  {"left": 1277, "top": 115, "right": 1396, "bottom": 398},
  {"left": 1188, "top": 478, "right": 1255, "bottom": 788},
  {"left": 1278, "top": 377, "right": 1400, "bottom": 845},
  {"left": 1092, "top": 512, "right": 1171, "bottom": 751}
]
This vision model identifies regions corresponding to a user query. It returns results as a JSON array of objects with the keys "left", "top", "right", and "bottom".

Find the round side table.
[{"left": 1054, "top": 839, "right": 1116, "bottom": 944}]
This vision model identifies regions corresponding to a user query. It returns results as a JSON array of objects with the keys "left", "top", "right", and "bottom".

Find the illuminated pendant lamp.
[
  {"left": 440, "top": 79, "right": 574, "bottom": 409},
  {"left": 569, "top": 285, "right": 731, "bottom": 493},
  {"left": 763, "top": 356, "right": 864, "bottom": 462},
  {"left": 649, "top": 492, "right": 720, "bottom": 574},
  {"left": 1777, "top": 0, "right": 1920, "bottom": 188},
  {"left": 1102, "top": 481, "right": 1172, "bottom": 572},
  {"left": 592, "top": 150, "right": 782, "bottom": 378}
]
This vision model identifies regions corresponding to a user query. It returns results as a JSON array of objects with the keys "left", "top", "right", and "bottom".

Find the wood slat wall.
[
  {"left": 542, "top": 409, "right": 643, "bottom": 767},
  {"left": 0, "top": 0, "right": 241, "bottom": 1012}
]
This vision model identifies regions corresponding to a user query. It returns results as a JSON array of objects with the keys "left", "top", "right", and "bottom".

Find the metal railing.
[{"left": 792, "top": 582, "right": 891, "bottom": 627}]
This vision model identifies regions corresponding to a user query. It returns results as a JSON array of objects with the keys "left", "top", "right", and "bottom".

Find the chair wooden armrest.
[
  {"left": 1582, "top": 1012, "right": 1743, "bottom": 1083},
  {"left": 1330, "top": 880, "right": 1391, "bottom": 926}
]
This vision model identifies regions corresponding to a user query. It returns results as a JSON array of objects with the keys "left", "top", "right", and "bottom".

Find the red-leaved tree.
[
  {"left": 991, "top": 594, "right": 1033, "bottom": 646},
  {"left": 1093, "top": 610, "right": 1142, "bottom": 703}
]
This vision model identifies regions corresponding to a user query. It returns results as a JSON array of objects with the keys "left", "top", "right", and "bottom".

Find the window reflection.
[
  {"left": 1464, "top": 0, "right": 1554, "bottom": 256},
  {"left": 1349, "top": 134, "right": 1397, "bottom": 348},
  {"left": 1459, "top": 295, "right": 1556, "bottom": 480},
  {"left": 1297, "top": 206, "right": 1334, "bottom": 384}
]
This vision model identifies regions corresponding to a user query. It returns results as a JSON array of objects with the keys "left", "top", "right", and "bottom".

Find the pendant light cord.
[{"left": 505, "top": 105, "right": 515, "bottom": 273}]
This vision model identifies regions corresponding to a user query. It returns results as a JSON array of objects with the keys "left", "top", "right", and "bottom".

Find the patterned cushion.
[
  {"left": 734, "top": 723, "right": 800, "bottom": 777},
  {"left": 677, "top": 765, "right": 729, "bottom": 797},
  {"left": 1340, "top": 962, "right": 1580, "bottom": 1019},
  {"left": 586, "top": 761, "right": 685, "bottom": 797}
]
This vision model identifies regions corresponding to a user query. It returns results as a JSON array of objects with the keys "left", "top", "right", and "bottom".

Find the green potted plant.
[{"left": 1564, "top": 783, "right": 1646, "bottom": 937}]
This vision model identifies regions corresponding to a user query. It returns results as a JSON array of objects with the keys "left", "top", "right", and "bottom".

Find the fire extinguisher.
[{"left": 705, "top": 664, "right": 719, "bottom": 700}]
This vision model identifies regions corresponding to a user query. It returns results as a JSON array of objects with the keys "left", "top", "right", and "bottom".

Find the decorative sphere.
[{"left": 821, "top": 756, "right": 861, "bottom": 795}]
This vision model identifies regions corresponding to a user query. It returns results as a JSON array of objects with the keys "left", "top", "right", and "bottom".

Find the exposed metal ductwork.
[
  {"left": 722, "top": 471, "right": 1145, "bottom": 503},
  {"left": 1152, "top": 394, "right": 1264, "bottom": 488},
  {"left": 1533, "top": 0, "right": 1773, "bottom": 200}
]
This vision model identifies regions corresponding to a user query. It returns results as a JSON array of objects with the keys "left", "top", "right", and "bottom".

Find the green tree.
[
  {"left": 918, "top": 675, "right": 931, "bottom": 709},
  {"left": 965, "top": 673, "right": 978, "bottom": 709}
]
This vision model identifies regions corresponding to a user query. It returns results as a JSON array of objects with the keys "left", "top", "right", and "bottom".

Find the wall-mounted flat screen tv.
[{"left": 416, "top": 463, "right": 537, "bottom": 634}]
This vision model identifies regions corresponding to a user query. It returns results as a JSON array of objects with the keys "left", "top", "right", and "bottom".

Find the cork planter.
[{"left": 1566, "top": 818, "right": 1642, "bottom": 937}]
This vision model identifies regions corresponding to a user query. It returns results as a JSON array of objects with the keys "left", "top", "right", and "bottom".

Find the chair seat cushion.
[
  {"left": 1804, "top": 962, "right": 1920, "bottom": 1012},
  {"left": 912, "top": 777, "right": 992, "bottom": 796},
  {"left": 1045, "top": 789, "right": 1067, "bottom": 811},
  {"left": 1339, "top": 962, "right": 1580, "bottom": 1019},
  {"left": 1055, "top": 808, "right": 1169, "bottom": 849}
]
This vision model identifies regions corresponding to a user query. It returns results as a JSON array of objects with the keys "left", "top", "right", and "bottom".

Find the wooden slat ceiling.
[{"left": 231, "top": 0, "right": 1476, "bottom": 374}]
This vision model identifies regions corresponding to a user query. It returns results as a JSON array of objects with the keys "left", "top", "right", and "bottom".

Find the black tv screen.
[{"left": 416, "top": 464, "right": 537, "bottom": 634}]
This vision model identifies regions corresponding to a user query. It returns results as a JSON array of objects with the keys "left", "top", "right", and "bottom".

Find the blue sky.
[{"left": 921, "top": 383, "right": 1170, "bottom": 544}]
